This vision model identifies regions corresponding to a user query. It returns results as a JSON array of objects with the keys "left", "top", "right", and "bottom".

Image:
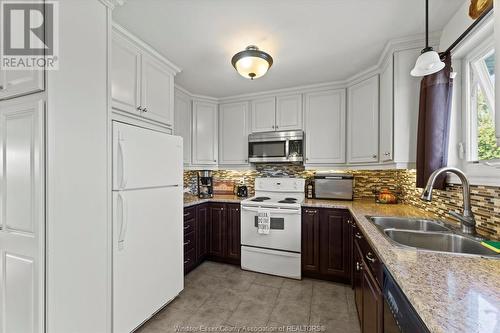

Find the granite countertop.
[
  {"left": 184, "top": 195, "right": 500, "bottom": 333},
  {"left": 303, "top": 199, "right": 500, "bottom": 333}
]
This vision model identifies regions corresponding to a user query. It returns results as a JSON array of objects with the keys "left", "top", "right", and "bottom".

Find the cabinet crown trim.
[{"left": 113, "top": 23, "right": 181, "bottom": 74}]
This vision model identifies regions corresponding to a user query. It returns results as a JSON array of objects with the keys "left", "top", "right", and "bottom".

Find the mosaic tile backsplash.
[{"left": 184, "top": 165, "right": 500, "bottom": 240}]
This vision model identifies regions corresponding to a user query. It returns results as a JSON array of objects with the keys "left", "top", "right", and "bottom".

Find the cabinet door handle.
[
  {"left": 356, "top": 261, "right": 363, "bottom": 271},
  {"left": 355, "top": 232, "right": 363, "bottom": 239},
  {"left": 272, "top": 125, "right": 275, "bottom": 129},
  {"left": 372, "top": 154, "right": 377, "bottom": 159},
  {"left": 304, "top": 209, "right": 317, "bottom": 214},
  {"left": 184, "top": 213, "right": 189, "bottom": 217},
  {"left": 142, "top": 107, "right": 148, "bottom": 112},
  {"left": 184, "top": 225, "right": 189, "bottom": 230},
  {"left": 365, "top": 252, "right": 376, "bottom": 263},
  {"left": 184, "top": 240, "right": 191, "bottom": 246},
  {"left": 0, "top": 85, "right": 4, "bottom": 90},
  {"left": 136, "top": 105, "right": 142, "bottom": 111},
  {"left": 184, "top": 259, "right": 190, "bottom": 264}
]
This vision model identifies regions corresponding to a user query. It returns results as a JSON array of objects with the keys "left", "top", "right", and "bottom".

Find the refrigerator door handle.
[
  {"left": 118, "top": 134, "right": 127, "bottom": 190},
  {"left": 117, "top": 192, "right": 128, "bottom": 250}
]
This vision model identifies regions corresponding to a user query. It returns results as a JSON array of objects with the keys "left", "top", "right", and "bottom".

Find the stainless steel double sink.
[{"left": 368, "top": 217, "right": 499, "bottom": 258}]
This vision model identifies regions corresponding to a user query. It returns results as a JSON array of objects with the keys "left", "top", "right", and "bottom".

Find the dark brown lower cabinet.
[
  {"left": 362, "top": 264, "right": 383, "bottom": 333},
  {"left": 183, "top": 206, "right": 197, "bottom": 274},
  {"left": 226, "top": 204, "right": 241, "bottom": 263},
  {"left": 353, "top": 224, "right": 383, "bottom": 333},
  {"left": 208, "top": 203, "right": 226, "bottom": 258},
  {"left": 319, "top": 209, "right": 351, "bottom": 282},
  {"left": 197, "top": 204, "right": 208, "bottom": 260},
  {"left": 208, "top": 203, "right": 241, "bottom": 264},
  {"left": 302, "top": 208, "right": 351, "bottom": 283},
  {"left": 183, "top": 202, "right": 242, "bottom": 275},
  {"left": 302, "top": 208, "right": 320, "bottom": 273},
  {"left": 353, "top": 242, "right": 364, "bottom": 320}
]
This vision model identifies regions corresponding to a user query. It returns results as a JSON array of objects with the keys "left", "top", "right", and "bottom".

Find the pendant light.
[
  {"left": 231, "top": 45, "right": 273, "bottom": 80},
  {"left": 410, "top": 0, "right": 445, "bottom": 77}
]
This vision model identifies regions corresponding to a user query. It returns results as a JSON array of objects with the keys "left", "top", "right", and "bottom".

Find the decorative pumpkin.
[
  {"left": 377, "top": 189, "right": 398, "bottom": 204},
  {"left": 469, "top": 0, "right": 493, "bottom": 20}
]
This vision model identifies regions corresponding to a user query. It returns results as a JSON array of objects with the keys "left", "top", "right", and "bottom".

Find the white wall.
[
  {"left": 46, "top": 0, "right": 110, "bottom": 332},
  {"left": 439, "top": 0, "right": 474, "bottom": 51}
]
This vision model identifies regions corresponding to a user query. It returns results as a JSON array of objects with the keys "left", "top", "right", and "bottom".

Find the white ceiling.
[{"left": 114, "top": 0, "right": 464, "bottom": 98}]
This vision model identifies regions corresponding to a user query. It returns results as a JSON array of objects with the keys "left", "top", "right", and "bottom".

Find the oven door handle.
[{"left": 241, "top": 206, "right": 300, "bottom": 214}]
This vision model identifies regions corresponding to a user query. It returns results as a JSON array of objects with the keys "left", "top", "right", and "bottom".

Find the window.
[{"left": 467, "top": 46, "right": 500, "bottom": 162}]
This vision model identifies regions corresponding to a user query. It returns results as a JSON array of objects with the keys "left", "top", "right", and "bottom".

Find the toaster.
[{"left": 314, "top": 173, "right": 354, "bottom": 200}]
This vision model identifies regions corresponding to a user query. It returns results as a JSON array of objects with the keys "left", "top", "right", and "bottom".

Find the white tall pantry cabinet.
[
  {"left": 0, "top": 96, "right": 45, "bottom": 333},
  {"left": 0, "top": 1, "right": 110, "bottom": 332}
]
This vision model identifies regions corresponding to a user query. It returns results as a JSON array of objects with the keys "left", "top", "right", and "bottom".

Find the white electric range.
[{"left": 240, "top": 177, "right": 305, "bottom": 279}]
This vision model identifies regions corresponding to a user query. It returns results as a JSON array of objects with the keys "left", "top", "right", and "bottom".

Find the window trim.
[
  {"left": 463, "top": 37, "right": 495, "bottom": 161},
  {"left": 450, "top": 16, "right": 500, "bottom": 185}
]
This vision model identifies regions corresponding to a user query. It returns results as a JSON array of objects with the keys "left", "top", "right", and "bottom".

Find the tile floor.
[{"left": 136, "top": 261, "right": 361, "bottom": 333}]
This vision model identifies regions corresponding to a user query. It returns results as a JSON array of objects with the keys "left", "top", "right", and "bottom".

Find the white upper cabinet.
[
  {"left": 276, "top": 94, "right": 303, "bottom": 131},
  {"left": 347, "top": 75, "right": 379, "bottom": 164},
  {"left": 0, "top": 69, "right": 44, "bottom": 101},
  {"left": 219, "top": 102, "right": 249, "bottom": 165},
  {"left": 111, "top": 33, "right": 141, "bottom": 115},
  {"left": 379, "top": 56, "right": 394, "bottom": 162},
  {"left": 141, "top": 53, "right": 174, "bottom": 126},
  {"left": 304, "top": 89, "right": 346, "bottom": 164},
  {"left": 251, "top": 97, "right": 276, "bottom": 132},
  {"left": 111, "top": 26, "right": 179, "bottom": 127},
  {"left": 174, "top": 89, "right": 192, "bottom": 165},
  {"left": 192, "top": 100, "right": 218, "bottom": 165},
  {"left": 250, "top": 94, "right": 303, "bottom": 133},
  {"left": 393, "top": 48, "right": 421, "bottom": 164}
]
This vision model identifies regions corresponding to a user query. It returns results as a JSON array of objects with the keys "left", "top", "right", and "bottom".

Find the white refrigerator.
[{"left": 112, "top": 121, "right": 183, "bottom": 333}]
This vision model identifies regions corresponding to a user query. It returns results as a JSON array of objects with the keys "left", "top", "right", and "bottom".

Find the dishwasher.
[{"left": 383, "top": 267, "right": 430, "bottom": 333}]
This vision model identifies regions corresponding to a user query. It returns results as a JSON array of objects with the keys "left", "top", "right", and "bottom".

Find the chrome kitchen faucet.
[{"left": 421, "top": 167, "right": 477, "bottom": 236}]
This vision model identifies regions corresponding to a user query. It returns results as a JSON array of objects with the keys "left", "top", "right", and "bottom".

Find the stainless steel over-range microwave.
[{"left": 248, "top": 130, "right": 304, "bottom": 163}]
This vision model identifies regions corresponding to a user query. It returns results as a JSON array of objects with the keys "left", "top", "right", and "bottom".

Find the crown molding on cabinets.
[
  {"left": 112, "top": 22, "right": 181, "bottom": 75},
  {"left": 174, "top": 84, "right": 219, "bottom": 103},
  {"left": 99, "top": 0, "right": 126, "bottom": 10},
  {"left": 187, "top": 32, "right": 441, "bottom": 103}
]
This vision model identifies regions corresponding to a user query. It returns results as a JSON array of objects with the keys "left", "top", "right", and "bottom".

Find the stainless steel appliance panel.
[{"left": 314, "top": 174, "right": 353, "bottom": 200}]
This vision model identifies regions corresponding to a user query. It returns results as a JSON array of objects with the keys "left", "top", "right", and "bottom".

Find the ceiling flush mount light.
[
  {"left": 231, "top": 45, "right": 273, "bottom": 80},
  {"left": 410, "top": 0, "right": 445, "bottom": 77}
]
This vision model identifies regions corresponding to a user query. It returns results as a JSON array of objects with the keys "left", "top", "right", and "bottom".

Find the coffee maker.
[{"left": 197, "top": 170, "right": 213, "bottom": 198}]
